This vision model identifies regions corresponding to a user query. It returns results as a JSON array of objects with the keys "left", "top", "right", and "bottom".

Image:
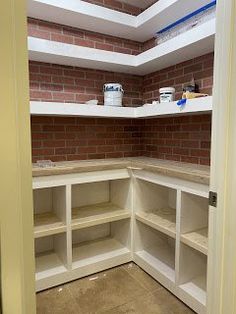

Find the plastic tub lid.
[{"left": 159, "top": 87, "right": 175, "bottom": 93}]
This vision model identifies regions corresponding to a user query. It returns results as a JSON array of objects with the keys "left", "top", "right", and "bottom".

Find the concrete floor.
[{"left": 37, "top": 263, "right": 195, "bottom": 314}]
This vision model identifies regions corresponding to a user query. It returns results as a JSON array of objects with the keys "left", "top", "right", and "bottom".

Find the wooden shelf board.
[
  {"left": 181, "top": 228, "right": 208, "bottom": 255},
  {"left": 135, "top": 207, "right": 176, "bottom": 238},
  {"left": 72, "top": 202, "right": 131, "bottom": 230},
  {"left": 135, "top": 244, "right": 175, "bottom": 282},
  {"left": 34, "top": 212, "right": 67, "bottom": 238},
  {"left": 72, "top": 237, "right": 130, "bottom": 269},
  {"left": 180, "top": 274, "right": 207, "bottom": 306},
  {"left": 35, "top": 250, "right": 67, "bottom": 280}
]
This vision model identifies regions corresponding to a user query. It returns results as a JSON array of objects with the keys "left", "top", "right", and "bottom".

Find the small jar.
[{"left": 159, "top": 87, "right": 175, "bottom": 103}]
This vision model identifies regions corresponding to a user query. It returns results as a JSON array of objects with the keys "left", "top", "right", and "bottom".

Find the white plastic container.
[
  {"left": 103, "top": 83, "right": 124, "bottom": 107},
  {"left": 159, "top": 87, "right": 175, "bottom": 103}
]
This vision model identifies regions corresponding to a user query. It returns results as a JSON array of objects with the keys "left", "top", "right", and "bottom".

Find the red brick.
[
  {"left": 28, "top": 28, "right": 50, "bottom": 40},
  {"left": 74, "top": 38, "right": 95, "bottom": 48}
]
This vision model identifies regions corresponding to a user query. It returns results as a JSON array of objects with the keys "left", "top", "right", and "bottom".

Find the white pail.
[{"left": 103, "top": 83, "right": 124, "bottom": 107}]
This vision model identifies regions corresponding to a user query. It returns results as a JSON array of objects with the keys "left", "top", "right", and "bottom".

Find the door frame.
[
  {"left": 207, "top": 0, "right": 236, "bottom": 313},
  {"left": 0, "top": 1, "right": 36, "bottom": 313}
]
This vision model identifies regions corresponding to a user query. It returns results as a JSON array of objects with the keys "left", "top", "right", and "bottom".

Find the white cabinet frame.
[{"left": 33, "top": 168, "right": 209, "bottom": 314}]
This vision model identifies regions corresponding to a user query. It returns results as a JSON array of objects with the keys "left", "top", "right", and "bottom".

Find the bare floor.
[{"left": 37, "top": 263, "right": 195, "bottom": 314}]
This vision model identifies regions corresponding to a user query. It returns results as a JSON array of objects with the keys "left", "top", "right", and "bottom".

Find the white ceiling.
[{"left": 120, "top": 0, "right": 156, "bottom": 9}]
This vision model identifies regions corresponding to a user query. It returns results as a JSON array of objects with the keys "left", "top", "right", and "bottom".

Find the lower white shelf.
[
  {"left": 36, "top": 251, "right": 67, "bottom": 280},
  {"left": 180, "top": 275, "right": 207, "bottom": 306},
  {"left": 72, "top": 237, "right": 130, "bottom": 269}
]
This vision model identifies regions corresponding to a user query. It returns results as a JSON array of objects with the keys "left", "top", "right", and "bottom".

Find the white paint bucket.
[
  {"left": 103, "top": 83, "right": 124, "bottom": 107},
  {"left": 159, "top": 87, "right": 175, "bottom": 103}
]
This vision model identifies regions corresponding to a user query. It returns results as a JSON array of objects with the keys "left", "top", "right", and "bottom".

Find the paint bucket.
[
  {"left": 103, "top": 83, "right": 124, "bottom": 107},
  {"left": 159, "top": 87, "right": 175, "bottom": 103}
]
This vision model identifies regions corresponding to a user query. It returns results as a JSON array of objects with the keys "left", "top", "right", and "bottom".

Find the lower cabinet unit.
[{"left": 32, "top": 167, "right": 209, "bottom": 314}]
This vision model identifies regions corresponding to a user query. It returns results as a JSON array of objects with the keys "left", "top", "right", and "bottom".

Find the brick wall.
[
  {"left": 31, "top": 116, "right": 144, "bottom": 162},
  {"left": 142, "top": 114, "right": 211, "bottom": 166},
  {"left": 28, "top": 18, "right": 143, "bottom": 55},
  {"left": 30, "top": 53, "right": 213, "bottom": 166},
  {"left": 29, "top": 61, "right": 143, "bottom": 106},
  {"left": 143, "top": 53, "right": 214, "bottom": 103},
  {"left": 82, "top": 0, "right": 143, "bottom": 15}
]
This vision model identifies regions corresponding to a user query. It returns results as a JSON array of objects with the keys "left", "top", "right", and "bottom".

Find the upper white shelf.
[
  {"left": 30, "top": 96, "right": 212, "bottom": 119},
  {"left": 28, "top": 18, "right": 215, "bottom": 75},
  {"left": 27, "top": 0, "right": 213, "bottom": 42}
]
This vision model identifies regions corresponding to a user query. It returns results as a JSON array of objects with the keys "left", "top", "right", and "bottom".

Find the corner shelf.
[
  {"left": 34, "top": 212, "right": 67, "bottom": 238},
  {"left": 135, "top": 208, "right": 176, "bottom": 239},
  {"left": 28, "top": 18, "right": 215, "bottom": 75},
  {"left": 28, "top": 0, "right": 213, "bottom": 42},
  {"left": 181, "top": 228, "right": 208, "bottom": 255},
  {"left": 72, "top": 202, "right": 131, "bottom": 230},
  {"left": 30, "top": 96, "right": 212, "bottom": 119}
]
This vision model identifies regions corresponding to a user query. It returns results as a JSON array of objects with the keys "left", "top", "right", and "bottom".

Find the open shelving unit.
[
  {"left": 33, "top": 165, "right": 210, "bottom": 313},
  {"left": 33, "top": 169, "right": 133, "bottom": 291},
  {"left": 131, "top": 169, "right": 209, "bottom": 313}
]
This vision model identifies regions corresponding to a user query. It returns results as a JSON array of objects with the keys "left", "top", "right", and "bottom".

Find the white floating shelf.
[
  {"left": 30, "top": 96, "right": 212, "bottom": 118},
  {"left": 28, "top": 0, "right": 213, "bottom": 42},
  {"left": 28, "top": 18, "right": 215, "bottom": 75}
]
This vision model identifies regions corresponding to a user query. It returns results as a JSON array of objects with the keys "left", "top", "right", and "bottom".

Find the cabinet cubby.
[
  {"left": 33, "top": 186, "right": 67, "bottom": 238},
  {"left": 134, "top": 221, "right": 176, "bottom": 282},
  {"left": 180, "top": 192, "right": 209, "bottom": 255},
  {"left": 134, "top": 179, "right": 177, "bottom": 238},
  {"left": 179, "top": 244, "right": 207, "bottom": 307},
  {"left": 35, "top": 233, "right": 68, "bottom": 280},
  {"left": 71, "top": 179, "right": 131, "bottom": 230},
  {"left": 72, "top": 219, "right": 131, "bottom": 269}
]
